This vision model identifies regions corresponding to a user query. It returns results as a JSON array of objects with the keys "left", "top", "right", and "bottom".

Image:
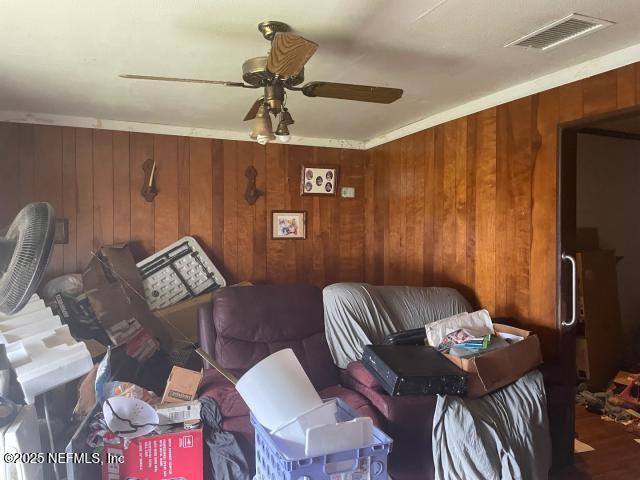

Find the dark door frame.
[{"left": 552, "top": 105, "right": 640, "bottom": 469}]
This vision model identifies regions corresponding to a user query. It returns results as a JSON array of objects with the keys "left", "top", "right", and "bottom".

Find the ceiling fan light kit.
[
  {"left": 120, "top": 21, "right": 403, "bottom": 145},
  {"left": 250, "top": 104, "right": 276, "bottom": 144},
  {"left": 275, "top": 121, "right": 291, "bottom": 143}
]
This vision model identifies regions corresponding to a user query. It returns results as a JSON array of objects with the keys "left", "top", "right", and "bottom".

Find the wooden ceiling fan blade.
[
  {"left": 244, "top": 97, "right": 264, "bottom": 121},
  {"left": 120, "top": 74, "right": 247, "bottom": 87},
  {"left": 301, "top": 82, "right": 403, "bottom": 104},
  {"left": 266, "top": 32, "right": 318, "bottom": 78}
]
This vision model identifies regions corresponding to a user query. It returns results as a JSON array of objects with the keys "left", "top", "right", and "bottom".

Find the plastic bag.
[
  {"left": 103, "top": 381, "right": 159, "bottom": 406},
  {"left": 41, "top": 274, "right": 83, "bottom": 301}
]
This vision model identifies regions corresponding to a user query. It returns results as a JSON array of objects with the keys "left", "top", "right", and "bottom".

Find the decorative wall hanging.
[
  {"left": 300, "top": 165, "right": 338, "bottom": 196},
  {"left": 141, "top": 159, "right": 158, "bottom": 202},
  {"left": 244, "top": 165, "right": 264, "bottom": 205},
  {"left": 271, "top": 211, "right": 306, "bottom": 239}
]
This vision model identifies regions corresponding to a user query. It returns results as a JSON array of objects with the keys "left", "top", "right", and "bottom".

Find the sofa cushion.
[
  {"left": 211, "top": 285, "right": 339, "bottom": 390},
  {"left": 199, "top": 369, "right": 249, "bottom": 418}
]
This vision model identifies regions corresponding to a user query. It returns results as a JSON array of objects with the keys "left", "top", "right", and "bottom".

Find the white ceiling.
[{"left": 2, "top": 0, "right": 640, "bottom": 147}]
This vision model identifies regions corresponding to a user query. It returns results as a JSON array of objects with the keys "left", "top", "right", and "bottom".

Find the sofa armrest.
[
  {"left": 341, "top": 362, "right": 437, "bottom": 424},
  {"left": 341, "top": 361, "right": 437, "bottom": 479},
  {"left": 345, "top": 360, "right": 381, "bottom": 388},
  {"left": 198, "top": 368, "right": 249, "bottom": 418}
]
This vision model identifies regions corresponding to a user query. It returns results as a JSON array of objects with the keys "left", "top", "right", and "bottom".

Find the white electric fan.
[
  {"left": 0, "top": 202, "right": 56, "bottom": 315},
  {"left": 0, "top": 203, "right": 55, "bottom": 480}
]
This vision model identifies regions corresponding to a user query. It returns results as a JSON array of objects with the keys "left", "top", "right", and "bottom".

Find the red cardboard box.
[{"left": 102, "top": 427, "right": 203, "bottom": 480}]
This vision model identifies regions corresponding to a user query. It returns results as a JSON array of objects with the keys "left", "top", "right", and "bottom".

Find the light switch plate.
[{"left": 341, "top": 187, "right": 355, "bottom": 198}]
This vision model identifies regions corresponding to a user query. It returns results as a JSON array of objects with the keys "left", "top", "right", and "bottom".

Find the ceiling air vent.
[{"left": 506, "top": 13, "right": 614, "bottom": 51}]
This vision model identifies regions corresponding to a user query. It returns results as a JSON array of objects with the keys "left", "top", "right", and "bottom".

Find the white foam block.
[
  {"left": 0, "top": 309, "right": 61, "bottom": 345},
  {"left": 13, "top": 325, "right": 92, "bottom": 403},
  {"left": 0, "top": 295, "right": 92, "bottom": 404},
  {"left": 0, "top": 295, "right": 45, "bottom": 320}
]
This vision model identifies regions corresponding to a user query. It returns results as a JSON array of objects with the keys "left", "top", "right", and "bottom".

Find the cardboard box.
[
  {"left": 443, "top": 324, "right": 542, "bottom": 398},
  {"left": 155, "top": 400, "right": 202, "bottom": 425},
  {"left": 613, "top": 370, "right": 635, "bottom": 387},
  {"left": 102, "top": 427, "right": 203, "bottom": 480},
  {"left": 83, "top": 244, "right": 172, "bottom": 360},
  {"left": 161, "top": 366, "right": 203, "bottom": 404},
  {"left": 153, "top": 292, "right": 214, "bottom": 345}
]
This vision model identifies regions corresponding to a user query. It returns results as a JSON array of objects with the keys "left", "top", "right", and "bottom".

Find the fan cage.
[{"left": 0, "top": 203, "right": 55, "bottom": 315}]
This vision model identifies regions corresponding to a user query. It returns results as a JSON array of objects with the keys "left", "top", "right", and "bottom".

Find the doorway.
[{"left": 558, "top": 109, "right": 640, "bottom": 477}]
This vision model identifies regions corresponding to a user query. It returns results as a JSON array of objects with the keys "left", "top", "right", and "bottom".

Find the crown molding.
[
  {"left": 364, "top": 41, "right": 640, "bottom": 149},
  {"left": 0, "top": 110, "right": 367, "bottom": 150}
]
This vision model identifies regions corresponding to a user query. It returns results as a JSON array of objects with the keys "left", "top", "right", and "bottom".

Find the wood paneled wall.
[
  {"left": 1, "top": 62, "right": 639, "bottom": 350},
  {"left": 0, "top": 124, "right": 367, "bottom": 286},
  {"left": 364, "top": 63, "right": 640, "bottom": 347}
]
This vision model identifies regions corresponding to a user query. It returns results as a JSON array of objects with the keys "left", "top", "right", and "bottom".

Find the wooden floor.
[{"left": 551, "top": 406, "right": 640, "bottom": 479}]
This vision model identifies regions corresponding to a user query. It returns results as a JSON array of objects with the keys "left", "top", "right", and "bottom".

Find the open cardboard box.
[
  {"left": 83, "top": 244, "right": 172, "bottom": 359},
  {"left": 443, "top": 324, "right": 543, "bottom": 398}
]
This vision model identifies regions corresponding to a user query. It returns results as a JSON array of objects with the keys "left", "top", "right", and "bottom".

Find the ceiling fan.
[{"left": 120, "top": 20, "right": 403, "bottom": 144}]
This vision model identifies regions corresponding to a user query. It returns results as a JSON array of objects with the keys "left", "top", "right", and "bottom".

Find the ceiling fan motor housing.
[{"left": 242, "top": 57, "right": 304, "bottom": 87}]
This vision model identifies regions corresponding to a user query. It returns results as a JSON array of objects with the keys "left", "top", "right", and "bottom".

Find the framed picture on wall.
[
  {"left": 300, "top": 165, "right": 338, "bottom": 196},
  {"left": 271, "top": 210, "right": 307, "bottom": 239}
]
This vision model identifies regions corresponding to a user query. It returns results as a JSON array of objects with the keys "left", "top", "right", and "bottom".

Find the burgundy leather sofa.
[
  {"left": 197, "top": 285, "right": 437, "bottom": 479},
  {"left": 197, "top": 285, "right": 391, "bottom": 473}
]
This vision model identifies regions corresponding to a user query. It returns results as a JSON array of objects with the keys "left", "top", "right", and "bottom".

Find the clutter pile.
[
  {"left": 41, "top": 237, "right": 228, "bottom": 367},
  {"left": 69, "top": 349, "right": 209, "bottom": 480},
  {"left": 363, "top": 309, "right": 543, "bottom": 398},
  {"left": 72, "top": 345, "right": 389, "bottom": 480},
  {"left": 576, "top": 370, "right": 640, "bottom": 435},
  {"left": 0, "top": 232, "right": 234, "bottom": 480},
  {"left": 0, "top": 201, "right": 239, "bottom": 480},
  {"left": 59, "top": 238, "right": 233, "bottom": 479},
  {"left": 354, "top": 306, "right": 550, "bottom": 478}
]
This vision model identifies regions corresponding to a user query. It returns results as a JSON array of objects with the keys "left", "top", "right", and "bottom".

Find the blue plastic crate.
[{"left": 250, "top": 398, "right": 392, "bottom": 480}]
